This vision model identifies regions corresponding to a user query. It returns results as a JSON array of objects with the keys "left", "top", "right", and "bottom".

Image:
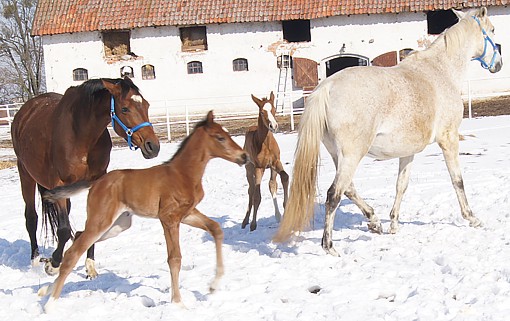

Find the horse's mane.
[
  {"left": 74, "top": 78, "right": 141, "bottom": 99},
  {"left": 403, "top": 9, "right": 477, "bottom": 62},
  {"left": 164, "top": 118, "right": 209, "bottom": 164}
]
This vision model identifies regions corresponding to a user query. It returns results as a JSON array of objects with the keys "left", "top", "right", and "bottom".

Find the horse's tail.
[
  {"left": 41, "top": 181, "right": 92, "bottom": 242},
  {"left": 273, "top": 84, "right": 329, "bottom": 243}
]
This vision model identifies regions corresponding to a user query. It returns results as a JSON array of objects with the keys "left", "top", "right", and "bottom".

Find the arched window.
[
  {"left": 187, "top": 61, "right": 203, "bottom": 74},
  {"left": 142, "top": 64, "right": 156, "bottom": 80},
  {"left": 233, "top": 58, "right": 249, "bottom": 72},
  {"left": 120, "top": 66, "right": 134, "bottom": 78},
  {"left": 72, "top": 68, "right": 88, "bottom": 81}
]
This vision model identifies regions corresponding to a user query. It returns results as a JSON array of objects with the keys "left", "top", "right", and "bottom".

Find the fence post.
[
  {"left": 468, "top": 80, "right": 472, "bottom": 119},
  {"left": 185, "top": 106, "right": 190, "bottom": 136},
  {"left": 290, "top": 96, "right": 295, "bottom": 131},
  {"left": 166, "top": 102, "right": 171, "bottom": 141}
]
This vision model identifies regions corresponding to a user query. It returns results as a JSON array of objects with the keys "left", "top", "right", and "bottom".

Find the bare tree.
[{"left": 0, "top": 0, "right": 44, "bottom": 103}]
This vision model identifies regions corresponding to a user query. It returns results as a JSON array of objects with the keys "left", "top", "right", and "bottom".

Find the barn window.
[
  {"left": 282, "top": 20, "right": 311, "bottom": 42},
  {"left": 233, "top": 58, "right": 248, "bottom": 72},
  {"left": 142, "top": 64, "right": 156, "bottom": 80},
  {"left": 120, "top": 66, "right": 134, "bottom": 78},
  {"left": 427, "top": 10, "right": 458, "bottom": 35},
  {"left": 72, "top": 68, "right": 88, "bottom": 81},
  {"left": 180, "top": 26, "right": 208, "bottom": 51},
  {"left": 187, "top": 61, "right": 203, "bottom": 74},
  {"left": 103, "top": 31, "right": 131, "bottom": 57}
]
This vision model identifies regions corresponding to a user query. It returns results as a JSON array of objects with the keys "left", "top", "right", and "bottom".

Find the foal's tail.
[
  {"left": 273, "top": 84, "right": 329, "bottom": 243},
  {"left": 42, "top": 181, "right": 92, "bottom": 203},
  {"left": 40, "top": 181, "right": 92, "bottom": 243}
]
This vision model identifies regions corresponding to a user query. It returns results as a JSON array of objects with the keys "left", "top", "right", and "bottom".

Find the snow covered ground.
[{"left": 0, "top": 115, "right": 509, "bottom": 320}]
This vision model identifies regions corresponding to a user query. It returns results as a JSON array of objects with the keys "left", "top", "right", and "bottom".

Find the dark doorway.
[{"left": 325, "top": 55, "right": 369, "bottom": 77}]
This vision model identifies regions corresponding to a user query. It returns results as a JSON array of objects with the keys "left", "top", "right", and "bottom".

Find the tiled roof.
[{"left": 32, "top": 0, "right": 509, "bottom": 36}]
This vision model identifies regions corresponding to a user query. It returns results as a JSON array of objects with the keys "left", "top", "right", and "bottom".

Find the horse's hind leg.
[
  {"left": 268, "top": 168, "right": 281, "bottom": 222},
  {"left": 18, "top": 162, "right": 40, "bottom": 265},
  {"left": 388, "top": 155, "right": 414, "bottom": 234},
  {"left": 438, "top": 137, "right": 482, "bottom": 227},
  {"left": 344, "top": 182, "right": 382, "bottom": 233},
  {"left": 182, "top": 208, "right": 224, "bottom": 293},
  {"left": 323, "top": 158, "right": 360, "bottom": 256},
  {"left": 74, "top": 231, "right": 97, "bottom": 279}
]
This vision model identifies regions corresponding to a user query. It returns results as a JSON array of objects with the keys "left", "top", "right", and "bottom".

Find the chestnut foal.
[
  {"left": 242, "top": 92, "right": 289, "bottom": 231},
  {"left": 39, "top": 111, "right": 248, "bottom": 311}
]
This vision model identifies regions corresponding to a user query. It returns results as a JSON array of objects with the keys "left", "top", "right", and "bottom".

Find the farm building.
[{"left": 32, "top": 0, "right": 510, "bottom": 114}]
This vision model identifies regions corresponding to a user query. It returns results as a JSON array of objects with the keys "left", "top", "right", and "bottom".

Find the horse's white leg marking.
[
  {"left": 438, "top": 138, "right": 483, "bottom": 227},
  {"left": 344, "top": 182, "right": 382, "bottom": 233},
  {"left": 269, "top": 168, "right": 281, "bottom": 222},
  {"left": 44, "top": 261, "right": 60, "bottom": 276},
  {"left": 85, "top": 257, "right": 98, "bottom": 279},
  {"left": 388, "top": 155, "right": 414, "bottom": 234}
]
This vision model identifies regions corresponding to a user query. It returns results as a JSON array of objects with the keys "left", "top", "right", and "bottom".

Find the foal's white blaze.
[
  {"left": 263, "top": 103, "right": 278, "bottom": 130},
  {"left": 131, "top": 95, "right": 143, "bottom": 103}
]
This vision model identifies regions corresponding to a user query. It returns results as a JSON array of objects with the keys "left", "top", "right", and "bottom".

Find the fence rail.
[{"left": 1, "top": 76, "right": 509, "bottom": 144}]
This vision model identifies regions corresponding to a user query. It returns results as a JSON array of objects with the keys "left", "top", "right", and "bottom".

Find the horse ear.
[
  {"left": 269, "top": 91, "right": 275, "bottom": 102},
  {"left": 452, "top": 8, "right": 465, "bottom": 20},
  {"left": 206, "top": 110, "right": 215, "bottom": 125},
  {"left": 251, "top": 94, "right": 262, "bottom": 106},
  {"left": 478, "top": 7, "right": 487, "bottom": 18},
  {"left": 102, "top": 79, "right": 121, "bottom": 96}
]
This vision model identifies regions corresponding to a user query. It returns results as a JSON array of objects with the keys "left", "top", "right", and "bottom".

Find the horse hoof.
[
  {"left": 470, "top": 218, "right": 484, "bottom": 228},
  {"left": 44, "top": 261, "right": 60, "bottom": 276},
  {"left": 368, "top": 222, "right": 383, "bottom": 234},
  {"left": 388, "top": 222, "right": 399, "bottom": 234},
  {"left": 38, "top": 285, "right": 50, "bottom": 296},
  {"left": 250, "top": 223, "right": 257, "bottom": 231},
  {"left": 85, "top": 258, "right": 98, "bottom": 279},
  {"left": 325, "top": 247, "right": 340, "bottom": 257}
]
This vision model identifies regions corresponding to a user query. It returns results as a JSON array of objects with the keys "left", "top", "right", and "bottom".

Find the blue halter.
[
  {"left": 471, "top": 16, "right": 499, "bottom": 70},
  {"left": 110, "top": 96, "right": 153, "bottom": 151}
]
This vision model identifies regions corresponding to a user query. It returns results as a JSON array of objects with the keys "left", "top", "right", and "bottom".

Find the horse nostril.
[{"left": 145, "top": 141, "right": 160, "bottom": 156}]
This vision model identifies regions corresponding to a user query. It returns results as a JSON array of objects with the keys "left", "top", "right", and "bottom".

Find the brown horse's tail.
[
  {"left": 40, "top": 181, "right": 92, "bottom": 242},
  {"left": 273, "top": 84, "right": 329, "bottom": 243}
]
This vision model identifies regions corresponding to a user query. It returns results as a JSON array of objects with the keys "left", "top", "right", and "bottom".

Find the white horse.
[{"left": 273, "top": 7, "right": 502, "bottom": 256}]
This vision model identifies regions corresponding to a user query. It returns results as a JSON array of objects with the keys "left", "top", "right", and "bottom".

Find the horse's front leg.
[
  {"left": 388, "top": 155, "right": 414, "bottom": 234},
  {"left": 268, "top": 168, "right": 281, "bottom": 222},
  {"left": 242, "top": 163, "right": 255, "bottom": 229},
  {"left": 160, "top": 219, "right": 184, "bottom": 307},
  {"left": 438, "top": 137, "right": 482, "bottom": 227},
  {"left": 18, "top": 170, "right": 40, "bottom": 265}
]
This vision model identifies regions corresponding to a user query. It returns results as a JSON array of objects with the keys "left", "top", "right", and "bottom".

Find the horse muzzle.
[{"left": 140, "top": 139, "right": 160, "bottom": 159}]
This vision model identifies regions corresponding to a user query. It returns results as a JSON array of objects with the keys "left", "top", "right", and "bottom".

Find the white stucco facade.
[{"left": 41, "top": 7, "right": 510, "bottom": 114}]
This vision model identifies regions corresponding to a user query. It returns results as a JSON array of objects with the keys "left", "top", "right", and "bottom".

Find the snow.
[{"left": 0, "top": 115, "right": 509, "bottom": 320}]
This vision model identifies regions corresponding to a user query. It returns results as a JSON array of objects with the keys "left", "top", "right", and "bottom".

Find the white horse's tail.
[{"left": 273, "top": 85, "right": 329, "bottom": 243}]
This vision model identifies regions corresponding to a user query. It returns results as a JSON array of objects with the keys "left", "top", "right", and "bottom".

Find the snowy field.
[{"left": 0, "top": 115, "right": 509, "bottom": 320}]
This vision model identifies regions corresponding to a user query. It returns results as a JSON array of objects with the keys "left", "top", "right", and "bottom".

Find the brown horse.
[
  {"left": 38, "top": 111, "right": 248, "bottom": 311},
  {"left": 11, "top": 77, "right": 160, "bottom": 276},
  {"left": 242, "top": 92, "right": 289, "bottom": 231}
]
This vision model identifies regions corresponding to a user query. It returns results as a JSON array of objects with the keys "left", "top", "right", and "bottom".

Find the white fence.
[{"left": 1, "top": 76, "right": 509, "bottom": 144}]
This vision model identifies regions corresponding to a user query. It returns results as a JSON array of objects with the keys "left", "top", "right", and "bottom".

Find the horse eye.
[
  {"left": 217, "top": 135, "right": 226, "bottom": 142},
  {"left": 121, "top": 107, "right": 129, "bottom": 113}
]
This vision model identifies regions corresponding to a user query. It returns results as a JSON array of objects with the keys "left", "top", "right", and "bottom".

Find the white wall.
[{"left": 41, "top": 7, "right": 510, "bottom": 114}]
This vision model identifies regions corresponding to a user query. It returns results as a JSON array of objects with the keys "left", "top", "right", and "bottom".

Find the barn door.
[
  {"left": 372, "top": 51, "right": 398, "bottom": 67},
  {"left": 293, "top": 57, "right": 318, "bottom": 91}
]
